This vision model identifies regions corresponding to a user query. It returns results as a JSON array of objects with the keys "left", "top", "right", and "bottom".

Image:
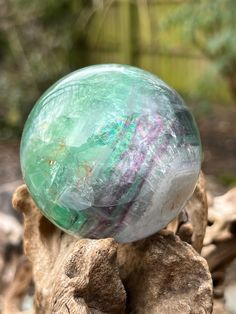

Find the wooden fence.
[{"left": 84, "top": 0, "right": 231, "bottom": 103}]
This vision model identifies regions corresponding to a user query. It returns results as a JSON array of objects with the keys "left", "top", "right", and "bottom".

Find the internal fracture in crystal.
[{"left": 20, "top": 64, "right": 201, "bottom": 242}]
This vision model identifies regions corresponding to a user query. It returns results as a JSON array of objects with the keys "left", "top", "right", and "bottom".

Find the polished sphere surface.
[{"left": 21, "top": 64, "right": 201, "bottom": 242}]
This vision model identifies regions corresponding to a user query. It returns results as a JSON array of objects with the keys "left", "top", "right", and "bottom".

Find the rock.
[
  {"left": 204, "top": 187, "right": 236, "bottom": 246},
  {"left": 181, "top": 172, "right": 208, "bottom": 252},
  {"left": 12, "top": 185, "right": 126, "bottom": 314},
  {"left": 117, "top": 230, "right": 213, "bottom": 314},
  {"left": 9, "top": 184, "right": 213, "bottom": 314},
  {"left": 0, "top": 180, "right": 24, "bottom": 296},
  {"left": 224, "top": 258, "right": 236, "bottom": 314},
  {"left": 202, "top": 187, "right": 236, "bottom": 272},
  {"left": 0, "top": 209, "right": 23, "bottom": 307},
  {"left": 210, "top": 187, "right": 236, "bottom": 216},
  {"left": 212, "top": 299, "right": 227, "bottom": 314},
  {"left": 2, "top": 256, "right": 33, "bottom": 314},
  {"left": 0, "top": 180, "right": 23, "bottom": 221},
  {"left": 0, "top": 213, "right": 22, "bottom": 245},
  {"left": 168, "top": 172, "right": 208, "bottom": 253},
  {"left": 201, "top": 187, "right": 236, "bottom": 313}
]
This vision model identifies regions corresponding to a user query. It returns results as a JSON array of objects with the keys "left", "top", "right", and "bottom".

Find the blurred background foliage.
[{"left": 0, "top": 0, "right": 236, "bottom": 139}]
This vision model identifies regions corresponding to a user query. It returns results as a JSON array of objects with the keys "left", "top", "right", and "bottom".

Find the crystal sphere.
[{"left": 20, "top": 64, "right": 201, "bottom": 242}]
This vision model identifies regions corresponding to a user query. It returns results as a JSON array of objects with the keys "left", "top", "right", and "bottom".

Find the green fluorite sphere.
[{"left": 21, "top": 64, "right": 201, "bottom": 242}]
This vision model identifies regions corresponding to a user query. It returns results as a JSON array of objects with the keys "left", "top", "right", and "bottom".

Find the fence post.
[{"left": 119, "top": 0, "right": 133, "bottom": 64}]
